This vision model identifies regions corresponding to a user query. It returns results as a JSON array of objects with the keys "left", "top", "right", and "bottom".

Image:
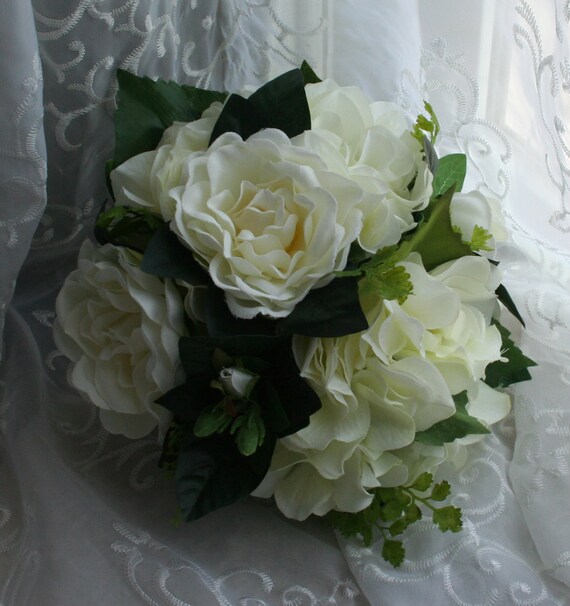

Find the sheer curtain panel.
[{"left": 2, "top": 1, "right": 570, "bottom": 605}]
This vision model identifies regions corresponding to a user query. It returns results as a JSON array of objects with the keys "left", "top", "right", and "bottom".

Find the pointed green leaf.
[
  {"left": 157, "top": 379, "right": 219, "bottom": 420},
  {"left": 175, "top": 431, "right": 274, "bottom": 522},
  {"left": 209, "top": 68, "right": 310, "bottom": 144},
  {"left": 140, "top": 223, "right": 209, "bottom": 285},
  {"left": 300, "top": 60, "right": 322, "bottom": 84},
  {"left": 484, "top": 320, "right": 536, "bottom": 388},
  {"left": 204, "top": 285, "right": 277, "bottom": 337},
  {"left": 432, "top": 154, "right": 467, "bottom": 197},
  {"left": 496, "top": 283, "right": 525, "bottom": 327},
  {"left": 262, "top": 356, "right": 321, "bottom": 436},
  {"left": 414, "top": 391, "right": 490, "bottom": 446},
  {"left": 178, "top": 334, "right": 290, "bottom": 374},
  {"left": 112, "top": 70, "right": 227, "bottom": 170}
]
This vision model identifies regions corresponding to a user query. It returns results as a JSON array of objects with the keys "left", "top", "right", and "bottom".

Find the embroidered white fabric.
[{"left": 2, "top": 1, "right": 570, "bottom": 604}]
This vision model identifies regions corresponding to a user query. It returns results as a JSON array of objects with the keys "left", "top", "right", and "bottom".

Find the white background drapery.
[{"left": 2, "top": 1, "right": 570, "bottom": 604}]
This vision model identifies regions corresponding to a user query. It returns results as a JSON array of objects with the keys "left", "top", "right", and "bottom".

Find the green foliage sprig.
[
  {"left": 412, "top": 101, "right": 440, "bottom": 145},
  {"left": 326, "top": 472, "right": 462, "bottom": 567}
]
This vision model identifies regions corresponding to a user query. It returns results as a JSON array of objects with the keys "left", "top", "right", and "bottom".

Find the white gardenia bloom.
[
  {"left": 450, "top": 189, "right": 508, "bottom": 247},
  {"left": 110, "top": 102, "right": 223, "bottom": 221},
  {"left": 172, "top": 128, "right": 364, "bottom": 319},
  {"left": 254, "top": 254, "right": 506, "bottom": 519},
  {"left": 53, "top": 241, "right": 187, "bottom": 439},
  {"left": 297, "top": 79, "right": 433, "bottom": 252}
]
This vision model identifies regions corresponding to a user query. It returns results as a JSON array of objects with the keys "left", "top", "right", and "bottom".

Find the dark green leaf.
[
  {"left": 432, "top": 506, "right": 462, "bottom": 533},
  {"left": 175, "top": 439, "right": 217, "bottom": 521},
  {"left": 204, "top": 285, "right": 277, "bottom": 337},
  {"left": 209, "top": 68, "right": 310, "bottom": 144},
  {"left": 432, "top": 154, "right": 467, "bottom": 198},
  {"left": 300, "top": 60, "right": 322, "bottom": 84},
  {"left": 262, "top": 354, "right": 321, "bottom": 436},
  {"left": 208, "top": 95, "right": 256, "bottom": 144},
  {"left": 157, "top": 379, "right": 219, "bottom": 419},
  {"left": 277, "top": 277, "right": 368, "bottom": 337},
  {"left": 95, "top": 205, "right": 165, "bottom": 253},
  {"left": 175, "top": 431, "right": 274, "bottom": 521},
  {"left": 252, "top": 380, "right": 291, "bottom": 436},
  {"left": 342, "top": 242, "right": 371, "bottom": 273},
  {"left": 176, "top": 333, "right": 319, "bottom": 440},
  {"left": 496, "top": 283, "right": 525, "bottom": 327},
  {"left": 382, "top": 540, "right": 406, "bottom": 567},
  {"left": 415, "top": 391, "right": 490, "bottom": 446},
  {"left": 140, "top": 223, "right": 209, "bottom": 285},
  {"left": 178, "top": 334, "right": 291, "bottom": 375},
  {"left": 484, "top": 321, "right": 536, "bottom": 388},
  {"left": 112, "top": 70, "right": 227, "bottom": 170}
]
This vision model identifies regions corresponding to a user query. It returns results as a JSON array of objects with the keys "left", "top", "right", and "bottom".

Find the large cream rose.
[
  {"left": 254, "top": 254, "right": 507, "bottom": 519},
  {"left": 171, "top": 128, "right": 364, "bottom": 319},
  {"left": 53, "top": 241, "right": 187, "bottom": 438}
]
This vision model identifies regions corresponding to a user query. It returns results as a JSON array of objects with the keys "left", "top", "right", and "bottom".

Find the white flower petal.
[{"left": 54, "top": 241, "right": 187, "bottom": 438}]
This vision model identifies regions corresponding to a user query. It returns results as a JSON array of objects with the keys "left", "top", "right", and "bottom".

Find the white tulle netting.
[{"left": 2, "top": 1, "right": 570, "bottom": 604}]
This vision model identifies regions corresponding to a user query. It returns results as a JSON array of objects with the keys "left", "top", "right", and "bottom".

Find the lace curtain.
[{"left": 2, "top": 1, "right": 570, "bottom": 604}]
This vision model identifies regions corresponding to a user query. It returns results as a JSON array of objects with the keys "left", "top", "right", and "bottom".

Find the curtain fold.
[{"left": 0, "top": 0, "right": 46, "bottom": 352}]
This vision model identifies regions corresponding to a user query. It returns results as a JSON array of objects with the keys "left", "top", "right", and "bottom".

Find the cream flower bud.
[{"left": 218, "top": 367, "right": 258, "bottom": 399}]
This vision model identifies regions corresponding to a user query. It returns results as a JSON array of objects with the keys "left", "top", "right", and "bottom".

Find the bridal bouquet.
[{"left": 53, "top": 63, "right": 534, "bottom": 566}]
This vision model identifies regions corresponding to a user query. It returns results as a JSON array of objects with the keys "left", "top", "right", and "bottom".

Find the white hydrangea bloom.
[
  {"left": 254, "top": 255, "right": 507, "bottom": 519},
  {"left": 296, "top": 79, "right": 433, "bottom": 252}
]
